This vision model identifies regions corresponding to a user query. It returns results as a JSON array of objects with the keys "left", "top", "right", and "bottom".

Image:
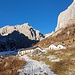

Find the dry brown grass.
[
  {"left": 0, "top": 56, "right": 26, "bottom": 75},
  {"left": 45, "top": 48, "right": 75, "bottom": 75},
  {"left": 35, "top": 24, "right": 75, "bottom": 48},
  {"left": 50, "top": 59, "right": 75, "bottom": 75},
  {"left": 33, "top": 20, "right": 75, "bottom": 75},
  {"left": 31, "top": 47, "right": 75, "bottom": 75},
  {"left": 31, "top": 55, "right": 41, "bottom": 61}
]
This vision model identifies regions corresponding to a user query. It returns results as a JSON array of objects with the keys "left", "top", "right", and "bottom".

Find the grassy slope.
[
  {"left": 0, "top": 56, "right": 26, "bottom": 75},
  {"left": 34, "top": 21, "right": 75, "bottom": 75},
  {"left": 31, "top": 48, "right": 75, "bottom": 75},
  {"left": 36, "top": 23, "right": 75, "bottom": 48}
]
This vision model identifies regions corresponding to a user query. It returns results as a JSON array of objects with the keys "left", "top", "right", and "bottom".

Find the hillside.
[
  {"left": 31, "top": 46, "right": 75, "bottom": 75},
  {"left": 56, "top": 0, "right": 75, "bottom": 30},
  {"left": 36, "top": 19, "right": 75, "bottom": 48},
  {"left": 0, "top": 23, "right": 45, "bottom": 51}
]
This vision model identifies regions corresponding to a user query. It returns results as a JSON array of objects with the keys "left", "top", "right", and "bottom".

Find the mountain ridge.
[
  {"left": 0, "top": 23, "right": 45, "bottom": 51},
  {"left": 0, "top": 23, "right": 44, "bottom": 41}
]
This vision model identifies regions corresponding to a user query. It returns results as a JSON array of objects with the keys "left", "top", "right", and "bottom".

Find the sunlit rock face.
[
  {"left": 0, "top": 23, "right": 44, "bottom": 41},
  {"left": 56, "top": 1, "right": 75, "bottom": 31},
  {"left": 0, "top": 23, "right": 45, "bottom": 50}
]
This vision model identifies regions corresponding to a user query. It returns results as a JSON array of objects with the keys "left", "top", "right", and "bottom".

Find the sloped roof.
[{"left": 18, "top": 46, "right": 42, "bottom": 51}]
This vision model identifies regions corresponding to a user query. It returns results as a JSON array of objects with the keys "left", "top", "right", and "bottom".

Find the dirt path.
[{"left": 18, "top": 55, "right": 56, "bottom": 75}]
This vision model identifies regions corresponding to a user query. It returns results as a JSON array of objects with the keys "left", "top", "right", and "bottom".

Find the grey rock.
[
  {"left": 0, "top": 23, "right": 44, "bottom": 41},
  {"left": 0, "top": 23, "right": 45, "bottom": 50},
  {"left": 56, "top": 1, "right": 75, "bottom": 31}
]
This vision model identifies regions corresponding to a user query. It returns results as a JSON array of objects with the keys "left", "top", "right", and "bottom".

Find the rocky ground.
[
  {"left": 18, "top": 55, "right": 56, "bottom": 75},
  {"left": 31, "top": 47, "right": 75, "bottom": 75}
]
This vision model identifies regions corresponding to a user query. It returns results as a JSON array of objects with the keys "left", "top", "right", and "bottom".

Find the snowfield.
[{"left": 18, "top": 55, "right": 56, "bottom": 75}]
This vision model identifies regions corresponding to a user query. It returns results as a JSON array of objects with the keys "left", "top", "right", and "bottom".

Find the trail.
[{"left": 18, "top": 55, "right": 56, "bottom": 75}]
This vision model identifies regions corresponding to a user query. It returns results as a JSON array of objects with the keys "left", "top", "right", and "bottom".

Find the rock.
[
  {"left": 56, "top": 1, "right": 75, "bottom": 31},
  {"left": 44, "top": 31, "right": 54, "bottom": 38},
  {"left": 0, "top": 23, "right": 44, "bottom": 40},
  {"left": 0, "top": 23, "right": 45, "bottom": 50}
]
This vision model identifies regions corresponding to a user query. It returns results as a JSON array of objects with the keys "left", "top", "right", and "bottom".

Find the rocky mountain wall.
[{"left": 56, "top": 1, "right": 75, "bottom": 31}]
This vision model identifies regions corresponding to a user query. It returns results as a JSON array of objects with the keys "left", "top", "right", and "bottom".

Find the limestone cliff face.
[
  {"left": 0, "top": 23, "right": 44, "bottom": 41},
  {"left": 0, "top": 23, "right": 45, "bottom": 50},
  {"left": 56, "top": 1, "right": 75, "bottom": 31}
]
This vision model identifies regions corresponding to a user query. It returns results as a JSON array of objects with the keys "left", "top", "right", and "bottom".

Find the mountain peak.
[
  {"left": 55, "top": 1, "right": 75, "bottom": 31},
  {"left": 0, "top": 23, "right": 44, "bottom": 40}
]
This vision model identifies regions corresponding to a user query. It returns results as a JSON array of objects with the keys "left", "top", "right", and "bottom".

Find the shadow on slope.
[{"left": 0, "top": 30, "right": 38, "bottom": 51}]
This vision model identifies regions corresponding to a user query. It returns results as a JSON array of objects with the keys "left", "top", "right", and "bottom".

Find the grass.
[
  {"left": 0, "top": 56, "right": 26, "bottom": 75},
  {"left": 31, "top": 55, "right": 41, "bottom": 61},
  {"left": 31, "top": 48, "right": 75, "bottom": 75},
  {"left": 48, "top": 48, "right": 75, "bottom": 75},
  {"left": 33, "top": 21, "right": 75, "bottom": 75},
  {"left": 35, "top": 24, "right": 75, "bottom": 48},
  {"left": 50, "top": 59, "right": 75, "bottom": 75}
]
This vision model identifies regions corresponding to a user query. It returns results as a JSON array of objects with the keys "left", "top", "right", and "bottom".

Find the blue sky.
[{"left": 0, "top": 0, "right": 73, "bottom": 34}]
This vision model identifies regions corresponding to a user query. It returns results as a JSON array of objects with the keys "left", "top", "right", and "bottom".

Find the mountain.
[
  {"left": 44, "top": 31, "right": 54, "bottom": 38},
  {"left": 36, "top": 22, "right": 75, "bottom": 48},
  {"left": 56, "top": 0, "right": 75, "bottom": 31},
  {"left": 35, "top": 1, "right": 75, "bottom": 48},
  {"left": 0, "top": 23, "right": 45, "bottom": 51},
  {"left": 0, "top": 23, "right": 44, "bottom": 40}
]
